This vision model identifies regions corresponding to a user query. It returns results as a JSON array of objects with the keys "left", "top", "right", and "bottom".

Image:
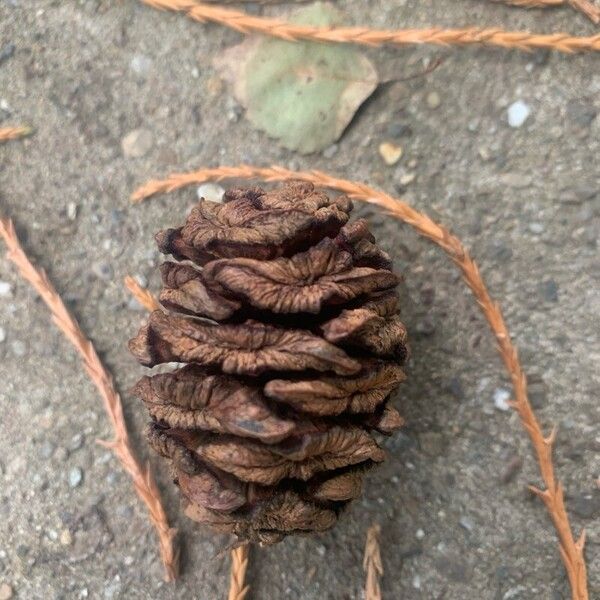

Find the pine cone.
[{"left": 129, "top": 181, "right": 409, "bottom": 544}]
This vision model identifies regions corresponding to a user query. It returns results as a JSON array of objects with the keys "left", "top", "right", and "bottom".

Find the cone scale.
[{"left": 129, "top": 181, "right": 409, "bottom": 544}]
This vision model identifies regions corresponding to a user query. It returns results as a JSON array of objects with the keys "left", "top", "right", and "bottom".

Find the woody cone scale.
[{"left": 129, "top": 181, "right": 409, "bottom": 544}]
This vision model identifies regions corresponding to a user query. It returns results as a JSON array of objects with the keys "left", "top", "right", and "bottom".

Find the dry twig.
[
  {"left": 132, "top": 165, "right": 589, "bottom": 600},
  {"left": 363, "top": 524, "right": 383, "bottom": 600},
  {"left": 0, "top": 126, "right": 32, "bottom": 143},
  {"left": 228, "top": 544, "right": 250, "bottom": 600},
  {"left": 495, "top": 0, "right": 600, "bottom": 23},
  {"left": 124, "top": 275, "right": 161, "bottom": 311},
  {"left": 138, "top": 0, "right": 600, "bottom": 53},
  {"left": 0, "top": 218, "right": 178, "bottom": 581}
]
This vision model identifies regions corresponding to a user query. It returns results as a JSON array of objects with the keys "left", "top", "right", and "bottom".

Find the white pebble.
[
  {"left": 0, "top": 327, "right": 5, "bottom": 343},
  {"left": 196, "top": 183, "right": 225, "bottom": 203},
  {"left": 507, "top": 100, "right": 531, "bottom": 128},
  {"left": 67, "top": 202, "right": 77, "bottom": 221},
  {"left": 412, "top": 575, "right": 421, "bottom": 589},
  {"left": 130, "top": 54, "right": 153, "bottom": 78},
  {"left": 68, "top": 467, "right": 83, "bottom": 488},
  {"left": 416, "top": 528, "right": 425, "bottom": 539},
  {"left": 0, "top": 281, "right": 13, "bottom": 298},
  {"left": 494, "top": 388, "right": 511, "bottom": 412},
  {"left": 528, "top": 222, "right": 544, "bottom": 234}
]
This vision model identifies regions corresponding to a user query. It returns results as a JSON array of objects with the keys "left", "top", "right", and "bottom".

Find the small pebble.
[
  {"left": 386, "top": 123, "right": 412, "bottom": 138},
  {"left": 11, "top": 340, "right": 26, "bottom": 357},
  {"left": 0, "top": 281, "right": 13, "bottom": 298},
  {"left": 38, "top": 441, "right": 55, "bottom": 459},
  {"left": 459, "top": 516, "right": 474, "bottom": 532},
  {"left": 91, "top": 261, "right": 113, "bottom": 281},
  {"left": 68, "top": 467, "right": 83, "bottom": 488},
  {"left": 493, "top": 388, "right": 511, "bottom": 412},
  {"left": 121, "top": 128, "right": 154, "bottom": 158},
  {"left": 67, "top": 202, "right": 78, "bottom": 221},
  {"left": 507, "top": 100, "right": 531, "bottom": 128},
  {"left": 426, "top": 91, "right": 441, "bottom": 109},
  {"left": 499, "top": 173, "right": 532, "bottom": 189},
  {"left": 130, "top": 54, "right": 153, "bottom": 78},
  {"left": 69, "top": 433, "right": 84, "bottom": 451},
  {"left": 399, "top": 172, "right": 416, "bottom": 186},
  {"left": 0, "top": 583, "right": 13, "bottom": 600},
  {"left": 322, "top": 144, "right": 338, "bottom": 159},
  {"left": 0, "top": 43, "right": 16, "bottom": 66},
  {"left": 60, "top": 529, "right": 73, "bottom": 546},
  {"left": 0, "top": 327, "right": 5, "bottom": 343},
  {"left": 196, "top": 183, "right": 225, "bottom": 203},
  {"left": 378, "top": 142, "right": 403, "bottom": 166},
  {"left": 46, "top": 529, "right": 58, "bottom": 542},
  {"left": 415, "top": 528, "right": 425, "bottom": 539},
  {"left": 528, "top": 222, "right": 544, "bottom": 234},
  {"left": 539, "top": 279, "right": 559, "bottom": 302},
  {"left": 412, "top": 575, "right": 421, "bottom": 590}
]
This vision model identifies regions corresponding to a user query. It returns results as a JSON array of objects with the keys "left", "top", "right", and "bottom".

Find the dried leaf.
[
  {"left": 133, "top": 365, "right": 297, "bottom": 443},
  {"left": 214, "top": 2, "right": 378, "bottom": 154},
  {"left": 129, "top": 310, "right": 361, "bottom": 376},
  {"left": 264, "top": 360, "right": 405, "bottom": 415}
]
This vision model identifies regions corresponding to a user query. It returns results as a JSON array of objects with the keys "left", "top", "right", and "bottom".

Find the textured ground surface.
[{"left": 1, "top": 1, "right": 599, "bottom": 598}]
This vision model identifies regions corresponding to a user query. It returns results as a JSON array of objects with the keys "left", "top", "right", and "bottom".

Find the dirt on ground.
[{"left": 1, "top": 1, "right": 599, "bottom": 598}]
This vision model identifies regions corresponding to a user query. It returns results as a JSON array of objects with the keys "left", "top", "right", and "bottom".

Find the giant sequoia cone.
[{"left": 129, "top": 181, "right": 409, "bottom": 544}]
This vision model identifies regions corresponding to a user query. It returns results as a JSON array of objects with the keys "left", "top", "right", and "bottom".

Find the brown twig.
[
  {"left": 0, "top": 126, "right": 33, "bottom": 143},
  {"left": 138, "top": 0, "right": 600, "bottom": 53},
  {"left": 228, "top": 544, "right": 250, "bottom": 600},
  {"left": 363, "top": 524, "right": 383, "bottom": 600},
  {"left": 0, "top": 217, "right": 178, "bottom": 581},
  {"left": 495, "top": 0, "right": 600, "bottom": 24},
  {"left": 124, "top": 275, "right": 161, "bottom": 311},
  {"left": 132, "top": 165, "right": 589, "bottom": 600}
]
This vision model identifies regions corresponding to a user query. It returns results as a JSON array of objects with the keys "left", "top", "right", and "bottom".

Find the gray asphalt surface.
[{"left": 0, "top": 1, "right": 599, "bottom": 598}]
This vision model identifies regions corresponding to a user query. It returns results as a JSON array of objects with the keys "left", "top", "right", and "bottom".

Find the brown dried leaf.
[
  {"left": 133, "top": 365, "right": 297, "bottom": 443},
  {"left": 159, "top": 262, "right": 240, "bottom": 320},
  {"left": 322, "top": 292, "right": 409, "bottom": 358},
  {"left": 129, "top": 311, "right": 361, "bottom": 375},
  {"left": 157, "top": 182, "right": 351, "bottom": 264},
  {"left": 264, "top": 361, "right": 405, "bottom": 415},
  {"left": 196, "top": 427, "right": 385, "bottom": 485},
  {"left": 203, "top": 237, "right": 398, "bottom": 315}
]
